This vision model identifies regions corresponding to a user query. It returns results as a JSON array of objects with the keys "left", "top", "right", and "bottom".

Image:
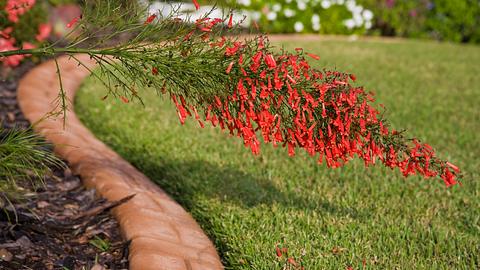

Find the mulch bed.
[{"left": 1, "top": 62, "right": 129, "bottom": 270}]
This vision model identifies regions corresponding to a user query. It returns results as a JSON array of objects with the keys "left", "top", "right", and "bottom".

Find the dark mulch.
[{"left": 0, "top": 62, "right": 129, "bottom": 270}]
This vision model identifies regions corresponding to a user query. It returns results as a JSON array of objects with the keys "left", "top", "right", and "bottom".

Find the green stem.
[{"left": 0, "top": 47, "right": 115, "bottom": 58}]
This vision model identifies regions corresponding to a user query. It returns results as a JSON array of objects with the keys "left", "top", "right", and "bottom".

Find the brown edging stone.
[{"left": 17, "top": 54, "right": 223, "bottom": 270}]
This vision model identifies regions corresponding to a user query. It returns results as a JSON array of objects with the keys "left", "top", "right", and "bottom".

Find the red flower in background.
[
  {"left": 66, "top": 15, "right": 81, "bottom": 28},
  {"left": 35, "top": 23, "right": 52, "bottom": 42},
  {"left": 0, "top": 38, "right": 23, "bottom": 67},
  {"left": 5, "top": 0, "right": 35, "bottom": 23},
  {"left": 192, "top": 0, "right": 200, "bottom": 10}
]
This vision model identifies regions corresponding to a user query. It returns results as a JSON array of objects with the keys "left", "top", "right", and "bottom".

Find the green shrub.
[{"left": 359, "top": 0, "right": 480, "bottom": 43}]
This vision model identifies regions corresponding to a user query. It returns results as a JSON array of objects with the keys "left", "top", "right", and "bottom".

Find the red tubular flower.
[
  {"left": 446, "top": 162, "right": 460, "bottom": 173},
  {"left": 120, "top": 96, "right": 129, "bottom": 103},
  {"left": 226, "top": 61, "right": 234, "bottom": 74},
  {"left": 35, "top": 23, "right": 51, "bottom": 42},
  {"left": 225, "top": 42, "right": 241, "bottom": 56},
  {"left": 306, "top": 52, "right": 320, "bottom": 60},
  {"left": 152, "top": 67, "right": 159, "bottom": 75},
  {"left": 66, "top": 15, "right": 81, "bottom": 28},
  {"left": 144, "top": 14, "right": 157, "bottom": 25},
  {"left": 183, "top": 30, "right": 195, "bottom": 41},
  {"left": 275, "top": 246, "right": 282, "bottom": 257},
  {"left": 442, "top": 168, "right": 457, "bottom": 187},
  {"left": 192, "top": 0, "right": 200, "bottom": 10},
  {"left": 0, "top": 27, "right": 12, "bottom": 39},
  {"left": 5, "top": 0, "right": 35, "bottom": 23},
  {"left": 264, "top": 54, "right": 276, "bottom": 69},
  {"left": 228, "top": 13, "right": 233, "bottom": 28}
]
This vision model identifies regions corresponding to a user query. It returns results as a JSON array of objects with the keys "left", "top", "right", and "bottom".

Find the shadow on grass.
[{"left": 125, "top": 155, "right": 366, "bottom": 220}]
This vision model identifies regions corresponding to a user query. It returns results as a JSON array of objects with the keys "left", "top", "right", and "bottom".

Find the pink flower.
[
  {"left": 35, "top": 23, "right": 52, "bottom": 42},
  {"left": 5, "top": 0, "right": 35, "bottom": 23},
  {"left": 0, "top": 37, "right": 24, "bottom": 67}
]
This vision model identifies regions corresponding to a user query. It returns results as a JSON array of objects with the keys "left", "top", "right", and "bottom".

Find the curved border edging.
[{"left": 17, "top": 55, "right": 223, "bottom": 270}]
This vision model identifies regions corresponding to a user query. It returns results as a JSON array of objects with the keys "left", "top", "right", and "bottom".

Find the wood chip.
[{"left": 0, "top": 248, "right": 13, "bottom": 262}]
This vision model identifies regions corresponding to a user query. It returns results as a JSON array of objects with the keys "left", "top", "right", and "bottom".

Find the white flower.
[
  {"left": 285, "top": 0, "right": 292, "bottom": 3},
  {"left": 237, "top": 0, "right": 251, "bottom": 6},
  {"left": 365, "top": 21, "right": 372, "bottom": 29},
  {"left": 337, "top": 0, "right": 345, "bottom": 4},
  {"left": 344, "top": 18, "right": 355, "bottom": 29},
  {"left": 297, "top": 1, "right": 307, "bottom": 10},
  {"left": 267, "top": 11, "right": 277, "bottom": 21},
  {"left": 362, "top": 9, "right": 373, "bottom": 21},
  {"left": 311, "top": 14, "right": 320, "bottom": 24},
  {"left": 352, "top": 5, "right": 363, "bottom": 15},
  {"left": 312, "top": 22, "right": 321, "bottom": 31},
  {"left": 294, "top": 21, "right": 304, "bottom": 32},
  {"left": 321, "top": 0, "right": 331, "bottom": 9},
  {"left": 272, "top": 3, "right": 282, "bottom": 12},
  {"left": 346, "top": 0, "right": 355, "bottom": 11},
  {"left": 251, "top": 11, "right": 261, "bottom": 21},
  {"left": 353, "top": 13, "right": 363, "bottom": 26},
  {"left": 284, "top": 8, "right": 296, "bottom": 18}
]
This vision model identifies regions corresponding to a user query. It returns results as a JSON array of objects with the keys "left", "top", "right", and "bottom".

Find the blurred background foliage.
[
  {"left": 154, "top": 0, "right": 480, "bottom": 43},
  {"left": 360, "top": 0, "right": 480, "bottom": 43},
  {"left": 2, "top": 0, "right": 479, "bottom": 44}
]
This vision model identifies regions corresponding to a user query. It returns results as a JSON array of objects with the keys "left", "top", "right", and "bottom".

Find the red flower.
[
  {"left": 275, "top": 246, "right": 282, "bottom": 257},
  {"left": 36, "top": 23, "right": 51, "bottom": 42},
  {"left": 144, "top": 14, "right": 157, "bottom": 25},
  {"left": 226, "top": 61, "right": 234, "bottom": 74},
  {"left": 66, "top": 15, "right": 81, "bottom": 28},
  {"left": 228, "top": 13, "right": 233, "bottom": 28},
  {"left": 225, "top": 42, "right": 241, "bottom": 56},
  {"left": 152, "top": 67, "right": 159, "bottom": 75},
  {"left": 446, "top": 162, "right": 460, "bottom": 173},
  {"left": 264, "top": 54, "right": 276, "bottom": 69},
  {"left": 5, "top": 0, "right": 35, "bottom": 23},
  {"left": 287, "top": 257, "right": 297, "bottom": 265},
  {"left": 0, "top": 27, "right": 13, "bottom": 39},
  {"left": 306, "top": 52, "right": 320, "bottom": 60},
  {"left": 192, "top": 0, "right": 200, "bottom": 10},
  {"left": 183, "top": 30, "right": 195, "bottom": 41},
  {"left": 120, "top": 96, "right": 129, "bottom": 103}
]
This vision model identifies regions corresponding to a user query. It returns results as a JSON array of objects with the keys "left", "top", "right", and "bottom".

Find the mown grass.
[{"left": 75, "top": 37, "right": 479, "bottom": 269}]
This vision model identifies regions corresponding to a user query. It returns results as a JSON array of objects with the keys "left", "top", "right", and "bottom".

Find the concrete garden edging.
[{"left": 17, "top": 54, "right": 223, "bottom": 270}]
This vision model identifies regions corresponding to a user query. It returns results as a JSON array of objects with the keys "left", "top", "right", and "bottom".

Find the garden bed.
[
  {"left": 0, "top": 62, "right": 129, "bottom": 270},
  {"left": 75, "top": 38, "right": 480, "bottom": 269}
]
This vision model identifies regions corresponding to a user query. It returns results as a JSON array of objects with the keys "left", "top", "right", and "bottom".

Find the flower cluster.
[
  {"left": 164, "top": 25, "right": 460, "bottom": 186},
  {"left": 0, "top": 0, "right": 51, "bottom": 67},
  {"left": 233, "top": 0, "right": 373, "bottom": 33},
  {"left": 146, "top": 0, "right": 372, "bottom": 34},
  {"left": 4, "top": 0, "right": 35, "bottom": 23}
]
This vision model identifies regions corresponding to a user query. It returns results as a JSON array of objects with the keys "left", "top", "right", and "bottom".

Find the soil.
[{"left": 0, "top": 62, "right": 129, "bottom": 270}]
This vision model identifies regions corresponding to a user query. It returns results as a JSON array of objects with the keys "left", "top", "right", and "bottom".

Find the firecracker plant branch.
[{"left": 0, "top": 0, "right": 462, "bottom": 187}]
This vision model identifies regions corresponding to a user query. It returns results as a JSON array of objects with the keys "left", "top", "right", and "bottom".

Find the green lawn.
[{"left": 75, "top": 38, "right": 479, "bottom": 269}]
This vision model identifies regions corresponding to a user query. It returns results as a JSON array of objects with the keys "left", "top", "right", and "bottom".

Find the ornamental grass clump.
[
  {"left": 0, "top": 127, "right": 63, "bottom": 192},
  {"left": 0, "top": 0, "right": 462, "bottom": 187}
]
